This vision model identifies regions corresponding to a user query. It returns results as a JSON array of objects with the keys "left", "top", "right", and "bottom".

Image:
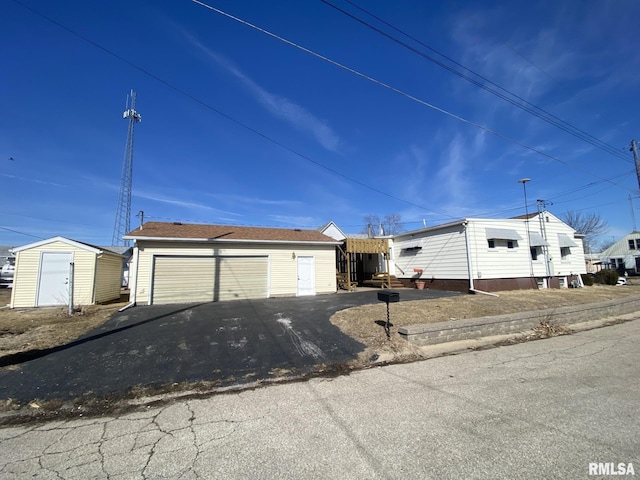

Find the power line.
[
  {"left": 13, "top": 0, "right": 637, "bottom": 225},
  {"left": 0, "top": 226, "right": 44, "bottom": 240},
  {"left": 330, "top": 0, "right": 632, "bottom": 164},
  {"left": 0, "top": 210, "right": 111, "bottom": 230},
  {"left": 191, "top": 0, "right": 635, "bottom": 194},
  {"left": 10, "top": 0, "right": 456, "bottom": 220}
]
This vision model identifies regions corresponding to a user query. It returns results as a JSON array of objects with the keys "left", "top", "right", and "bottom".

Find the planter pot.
[{"left": 415, "top": 280, "right": 426, "bottom": 290}]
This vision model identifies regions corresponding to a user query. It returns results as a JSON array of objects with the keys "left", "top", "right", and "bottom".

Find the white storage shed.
[{"left": 10, "top": 237, "right": 123, "bottom": 308}]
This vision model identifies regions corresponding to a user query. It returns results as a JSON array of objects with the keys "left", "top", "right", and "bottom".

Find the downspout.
[
  {"left": 119, "top": 242, "right": 138, "bottom": 311},
  {"left": 464, "top": 221, "right": 475, "bottom": 291},
  {"left": 464, "top": 221, "right": 499, "bottom": 297}
]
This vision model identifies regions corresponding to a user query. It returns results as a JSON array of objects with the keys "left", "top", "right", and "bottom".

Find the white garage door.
[{"left": 151, "top": 255, "right": 268, "bottom": 305}]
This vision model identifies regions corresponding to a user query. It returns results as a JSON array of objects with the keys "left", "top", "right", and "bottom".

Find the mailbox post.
[{"left": 377, "top": 291, "right": 400, "bottom": 339}]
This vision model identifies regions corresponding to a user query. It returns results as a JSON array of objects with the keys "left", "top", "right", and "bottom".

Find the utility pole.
[
  {"left": 518, "top": 178, "right": 535, "bottom": 287},
  {"left": 537, "top": 199, "right": 553, "bottom": 279},
  {"left": 632, "top": 140, "right": 640, "bottom": 191},
  {"left": 630, "top": 195, "right": 637, "bottom": 232},
  {"left": 112, "top": 90, "right": 142, "bottom": 246}
]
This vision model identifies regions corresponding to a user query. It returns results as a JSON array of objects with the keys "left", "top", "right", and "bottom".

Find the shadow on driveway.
[{"left": 0, "top": 289, "right": 460, "bottom": 402}]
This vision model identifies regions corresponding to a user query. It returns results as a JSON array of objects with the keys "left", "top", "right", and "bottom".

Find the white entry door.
[
  {"left": 297, "top": 256, "right": 315, "bottom": 296},
  {"left": 37, "top": 252, "right": 72, "bottom": 306}
]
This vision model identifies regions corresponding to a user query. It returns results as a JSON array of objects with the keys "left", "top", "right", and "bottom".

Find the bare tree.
[
  {"left": 597, "top": 238, "right": 616, "bottom": 253},
  {"left": 561, "top": 211, "right": 609, "bottom": 253},
  {"left": 362, "top": 213, "right": 404, "bottom": 236}
]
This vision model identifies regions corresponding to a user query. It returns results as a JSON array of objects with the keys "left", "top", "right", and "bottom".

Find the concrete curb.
[{"left": 398, "top": 294, "right": 640, "bottom": 346}]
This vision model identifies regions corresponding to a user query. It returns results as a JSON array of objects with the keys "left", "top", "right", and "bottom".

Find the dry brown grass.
[
  {"left": 1, "top": 284, "right": 639, "bottom": 364},
  {"left": 0, "top": 289, "right": 128, "bottom": 358},
  {"left": 330, "top": 284, "right": 640, "bottom": 365}
]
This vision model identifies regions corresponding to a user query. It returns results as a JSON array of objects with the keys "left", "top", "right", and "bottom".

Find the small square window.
[
  {"left": 531, "top": 247, "right": 538, "bottom": 260},
  {"left": 488, "top": 240, "right": 495, "bottom": 248},
  {"left": 629, "top": 240, "right": 635, "bottom": 250},
  {"left": 507, "top": 240, "right": 515, "bottom": 249},
  {"left": 561, "top": 247, "right": 571, "bottom": 259}
]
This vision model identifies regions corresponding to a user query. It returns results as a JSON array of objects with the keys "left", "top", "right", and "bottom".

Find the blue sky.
[{"left": 2, "top": 0, "right": 640, "bottom": 248}]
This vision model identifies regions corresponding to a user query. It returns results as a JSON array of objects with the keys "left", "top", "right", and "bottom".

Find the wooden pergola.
[{"left": 338, "top": 238, "right": 390, "bottom": 291}]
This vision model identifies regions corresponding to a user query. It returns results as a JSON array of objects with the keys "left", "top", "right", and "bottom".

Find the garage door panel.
[
  {"left": 216, "top": 257, "right": 268, "bottom": 301},
  {"left": 152, "top": 257, "right": 216, "bottom": 304},
  {"left": 151, "top": 256, "right": 267, "bottom": 305}
]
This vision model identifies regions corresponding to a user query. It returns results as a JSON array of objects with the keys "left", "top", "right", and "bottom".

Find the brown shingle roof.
[{"left": 124, "top": 222, "right": 338, "bottom": 243}]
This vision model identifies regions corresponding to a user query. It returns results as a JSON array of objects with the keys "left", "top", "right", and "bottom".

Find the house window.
[
  {"left": 561, "top": 247, "right": 571, "bottom": 260},
  {"left": 488, "top": 240, "right": 495, "bottom": 249},
  {"left": 629, "top": 240, "right": 635, "bottom": 250},
  {"left": 507, "top": 240, "right": 516, "bottom": 249},
  {"left": 531, "top": 247, "right": 538, "bottom": 260}
]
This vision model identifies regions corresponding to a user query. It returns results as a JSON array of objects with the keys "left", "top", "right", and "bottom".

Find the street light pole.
[{"left": 518, "top": 178, "right": 535, "bottom": 287}]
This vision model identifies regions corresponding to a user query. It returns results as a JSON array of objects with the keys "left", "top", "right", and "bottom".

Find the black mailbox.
[
  {"left": 378, "top": 291, "right": 400, "bottom": 303},
  {"left": 377, "top": 291, "right": 399, "bottom": 339}
]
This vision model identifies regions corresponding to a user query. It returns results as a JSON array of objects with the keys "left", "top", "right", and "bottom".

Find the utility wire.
[
  {"left": 10, "top": 0, "right": 456, "bottom": 220},
  {"left": 192, "top": 0, "right": 635, "bottom": 194},
  {"left": 0, "top": 226, "right": 44, "bottom": 240},
  {"left": 0, "top": 210, "right": 111, "bottom": 230},
  {"left": 14, "top": 0, "right": 636, "bottom": 226},
  {"left": 331, "top": 0, "right": 632, "bottom": 164}
]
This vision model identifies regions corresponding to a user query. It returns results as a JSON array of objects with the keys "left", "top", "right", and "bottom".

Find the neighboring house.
[
  {"left": 390, "top": 212, "right": 586, "bottom": 292},
  {"left": 10, "top": 237, "right": 124, "bottom": 308},
  {"left": 318, "top": 221, "right": 346, "bottom": 241},
  {"left": 599, "top": 232, "right": 640, "bottom": 274},
  {"left": 584, "top": 252, "right": 602, "bottom": 274},
  {"left": 123, "top": 222, "right": 340, "bottom": 305}
]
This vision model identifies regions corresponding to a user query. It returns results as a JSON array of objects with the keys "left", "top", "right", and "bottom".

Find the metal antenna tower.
[{"left": 112, "top": 90, "right": 142, "bottom": 246}]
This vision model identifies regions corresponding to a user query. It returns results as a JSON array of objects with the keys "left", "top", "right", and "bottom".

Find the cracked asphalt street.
[{"left": 1, "top": 318, "right": 638, "bottom": 479}]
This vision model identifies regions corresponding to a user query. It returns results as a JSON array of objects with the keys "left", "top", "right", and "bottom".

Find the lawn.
[
  {"left": 1, "top": 284, "right": 639, "bottom": 362},
  {"left": 330, "top": 283, "right": 640, "bottom": 363}
]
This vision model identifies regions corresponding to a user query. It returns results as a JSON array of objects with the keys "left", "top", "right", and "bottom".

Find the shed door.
[
  {"left": 151, "top": 255, "right": 268, "bottom": 305},
  {"left": 297, "top": 256, "right": 315, "bottom": 296},
  {"left": 37, "top": 252, "right": 72, "bottom": 306}
]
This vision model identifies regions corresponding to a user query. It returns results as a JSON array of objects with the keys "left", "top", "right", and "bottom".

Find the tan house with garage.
[
  {"left": 123, "top": 222, "right": 339, "bottom": 305},
  {"left": 10, "top": 236, "right": 123, "bottom": 308}
]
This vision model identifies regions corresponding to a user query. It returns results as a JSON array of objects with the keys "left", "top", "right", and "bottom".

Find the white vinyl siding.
[
  {"left": 151, "top": 255, "right": 268, "bottom": 304},
  {"left": 469, "top": 221, "right": 537, "bottom": 279},
  {"left": 134, "top": 242, "right": 336, "bottom": 305},
  {"left": 540, "top": 215, "right": 586, "bottom": 276},
  {"left": 393, "top": 225, "right": 469, "bottom": 279},
  {"left": 390, "top": 213, "right": 586, "bottom": 284}
]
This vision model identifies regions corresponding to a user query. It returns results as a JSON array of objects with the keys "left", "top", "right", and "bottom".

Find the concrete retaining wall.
[{"left": 398, "top": 295, "right": 640, "bottom": 346}]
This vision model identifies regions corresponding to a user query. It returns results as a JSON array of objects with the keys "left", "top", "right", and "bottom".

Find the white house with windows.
[
  {"left": 599, "top": 232, "right": 640, "bottom": 274},
  {"left": 390, "top": 212, "right": 586, "bottom": 292}
]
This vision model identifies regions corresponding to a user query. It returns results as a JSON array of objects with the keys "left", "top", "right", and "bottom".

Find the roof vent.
[
  {"left": 294, "top": 229, "right": 302, "bottom": 232},
  {"left": 173, "top": 222, "right": 183, "bottom": 225}
]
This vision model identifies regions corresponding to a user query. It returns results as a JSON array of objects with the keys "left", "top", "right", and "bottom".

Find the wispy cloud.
[
  {"left": 266, "top": 214, "right": 317, "bottom": 228},
  {"left": 184, "top": 33, "right": 342, "bottom": 152},
  {"left": 133, "top": 190, "right": 241, "bottom": 217},
  {"left": 208, "top": 193, "right": 302, "bottom": 207},
  {"left": 0, "top": 173, "right": 68, "bottom": 188},
  {"left": 436, "top": 135, "right": 468, "bottom": 207}
]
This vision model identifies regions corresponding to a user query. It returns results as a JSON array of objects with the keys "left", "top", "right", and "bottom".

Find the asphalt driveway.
[{"left": 0, "top": 289, "right": 460, "bottom": 402}]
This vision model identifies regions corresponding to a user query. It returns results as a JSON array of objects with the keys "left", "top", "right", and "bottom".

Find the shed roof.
[
  {"left": 13, "top": 236, "right": 123, "bottom": 256},
  {"left": 124, "top": 222, "right": 339, "bottom": 244}
]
